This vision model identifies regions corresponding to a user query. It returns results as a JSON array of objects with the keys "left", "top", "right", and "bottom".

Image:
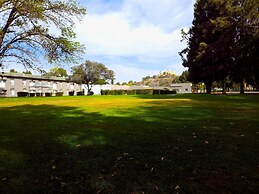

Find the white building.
[
  {"left": 169, "top": 83, "right": 192, "bottom": 93},
  {"left": 82, "top": 83, "right": 192, "bottom": 95}
]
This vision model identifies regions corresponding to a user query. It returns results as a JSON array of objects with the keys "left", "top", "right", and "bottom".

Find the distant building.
[
  {"left": 0, "top": 72, "right": 81, "bottom": 97},
  {"left": 83, "top": 83, "right": 192, "bottom": 95},
  {"left": 169, "top": 83, "right": 192, "bottom": 93}
]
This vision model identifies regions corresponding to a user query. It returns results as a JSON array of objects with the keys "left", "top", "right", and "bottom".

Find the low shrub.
[
  {"left": 153, "top": 90, "right": 177, "bottom": 95},
  {"left": 77, "top": 91, "right": 85, "bottom": 96},
  {"left": 126, "top": 90, "right": 136, "bottom": 95},
  {"left": 36, "top": 93, "right": 43, "bottom": 97},
  {"left": 101, "top": 90, "right": 109, "bottom": 95},
  {"left": 136, "top": 89, "right": 153, "bottom": 95},
  {"left": 109, "top": 90, "right": 115, "bottom": 95},
  {"left": 100, "top": 89, "right": 176, "bottom": 95},
  {"left": 69, "top": 91, "right": 74, "bottom": 96},
  {"left": 29, "top": 93, "right": 35, "bottom": 97},
  {"left": 101, "top": 90, "right": 124, "bottom": 95},
  {"left": 114, "top": 90, "right": 124, "bottom": 95},
  {"left": 56, "top": 92, "right": 63, "bottom": 96},
  {"left": 45, "top": 92, "right": 52, "bottom": 97},
  {"left": 88, "top": 91, "right": 94, "bottom": 95},
  {"left": 17, "top": 92, "right": 28, "bottom": 97}
]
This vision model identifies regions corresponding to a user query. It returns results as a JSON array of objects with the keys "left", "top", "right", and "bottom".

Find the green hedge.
[
  {"left": 69, "top": 91, "right": 74, "bottom": 96},
  {"left": 45, "top": 92, "right": 52, "bottom": 97},
  {"left": 136, "top": 89, "right": 153, "bottom": 95},
  {"left": 17, "top": 92, "right": 28, "bottom": 97},
  {"left": 101, "top": 90, "right": 119, "bottom": 95},
  {"left": 126, "top": 90, "right": 136, "bottom": 95},
  {"left": 77, "top": 91, "right": 85, "bottom": 96},
  {"left": 100, "top": 89, "right": 175, "bottom": 95},
  {"left": 153, "top": 90, "right": 177, "bottom": 95},
  {"left": 56, "top": 92, "right": 63, "bottom": 96},
  {"left": 36, "top": 93, "right": 43, "bottom": 97}
]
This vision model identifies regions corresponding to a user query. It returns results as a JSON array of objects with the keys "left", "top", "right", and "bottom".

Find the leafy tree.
[
  {"left": 179, "top": 70, "right": 189, "bottom": 83},
  {"left": 71, "top": 60, "right": 115, "bottom": 94},
  {"left": 94, "top": 79, "right": 107, "bottom": 85},
  {"left": 23, "top": 70, "right": 32, "bottom": 74},
  {"left": 127, "top": 80, "right": 135, "bottom": 86},
  {"left": 171, "top": 76, "right": 180, "bottom": 84},
  {"left": 142, "top": 76, "right": 151, "bottom": 81},
  {"left": 47, "top": 67, "right": 68, "bottom": 77},
  {"left": 0, "top": 0, "right": 86, "bottom": 71},
  {"left": 9, "top": 68, "right": 17, "bottom": 73}
]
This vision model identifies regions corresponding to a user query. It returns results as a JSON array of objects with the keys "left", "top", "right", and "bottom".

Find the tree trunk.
[
  {"left": 240, "top": 81, "right": 245, "bottom": 94},
  {"left": 205, "top": 82, "right": 212, "bottom": 94},
  {"left": 222, "top": 81, "right": 226, "bottom": 95}
]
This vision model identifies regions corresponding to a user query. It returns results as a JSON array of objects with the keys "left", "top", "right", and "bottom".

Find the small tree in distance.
[
  {"left": 10, "top": 69, "right": 18, "bottom": 73},
  {"left": 47, "top": 67, "right": 68, "bottom": 77},
  {"left": 71, "top": 60, "right": 115, "bottom": 94}
]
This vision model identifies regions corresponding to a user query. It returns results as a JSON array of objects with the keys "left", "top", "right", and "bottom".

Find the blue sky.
[
  {"left": 75, "top": 0, "right": 195, "bottom": 82},
  {"left": 6, "top": 0, "right": 195, "bottom": 83}
]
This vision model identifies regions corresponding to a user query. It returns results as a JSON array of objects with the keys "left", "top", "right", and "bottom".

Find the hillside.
[{"left": 139, "top": 70, "right": 178, "bottom": 87}]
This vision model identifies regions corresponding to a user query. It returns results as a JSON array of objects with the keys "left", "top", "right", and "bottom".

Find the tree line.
[{"left": 179, "top": 0, "right": 258, "bottom": 94}]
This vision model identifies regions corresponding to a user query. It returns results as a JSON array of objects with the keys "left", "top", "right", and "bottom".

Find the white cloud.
[
  {"left": 121, "top": 0, "right": 194, "bottom": 30},
  {"left": 74, "top": 0, "right": 195, "bottom": 82}
]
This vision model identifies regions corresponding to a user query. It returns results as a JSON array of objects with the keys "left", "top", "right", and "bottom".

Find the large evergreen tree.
[
  {"left": 180, "top": 0, "right": 220, "bottom": 93},
  {"left": 226, "top": 0, "right": 259, "bottom": 93},
  {"left": 0, "top": 0, "right": 86, "bottom": 71},
  {"left": 180, "top": 0, "right": 258, "bottom": 93}
]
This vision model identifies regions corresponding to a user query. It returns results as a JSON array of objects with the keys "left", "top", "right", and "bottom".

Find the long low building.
[
  {"left": 0, "top": 72, "right": 82, "bottom": 97},
  {"left": 83, "top": 83, "right": 192, "bottom": 95}
]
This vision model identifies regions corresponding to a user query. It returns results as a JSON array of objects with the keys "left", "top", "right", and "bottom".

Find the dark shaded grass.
[{"left": 0, "top": 94, "right": 259, "bottom": 193}]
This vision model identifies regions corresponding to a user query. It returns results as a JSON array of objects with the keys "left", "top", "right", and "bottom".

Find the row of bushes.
[
  {"left": 101, "top": 89, "right": 177, "bottom": 95},
  {"left": 17, "top": 92, "right": 66, "bottom": 97},
  {"left": 68, "top": 91, "right": 86, "bottom": 96},
  {"left": 153, "top": 90, "right": 177, "bottom": 95}
]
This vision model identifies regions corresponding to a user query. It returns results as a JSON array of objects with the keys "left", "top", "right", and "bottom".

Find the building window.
[
  {"left": 0, "top": 79, "right": 6, "bottom": 88},
  {"left": 23, "top": 88, "right": 27, "bottom": 92},
  {"left": 185, "top": 88, "right": 189, "bottom": 91},
  {"left": 22, "top": 79, "right": 26, "bottom": 86},
  {"left": 29, "top": 80, "right": 35, "bottom": 87},
  {"left": 10, "top": 88, "right": 15, "bottom": 96},
  {"left": 53, "top": 82, "right": 57, "bottom": 90},
  {"left": 10, "top": 79, "right": 14, "bottom": 86}
]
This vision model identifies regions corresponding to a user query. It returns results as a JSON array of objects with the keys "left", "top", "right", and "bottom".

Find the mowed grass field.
[{"left": 0, "top": 94, "right": 258, "bottom": 193}]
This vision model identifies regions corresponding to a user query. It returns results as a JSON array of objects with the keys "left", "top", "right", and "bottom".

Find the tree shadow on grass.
[{"left": 0, "top": 103, "right": 258, "bottom": 193}]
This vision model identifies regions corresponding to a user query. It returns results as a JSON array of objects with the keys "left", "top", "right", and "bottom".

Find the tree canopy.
[
  {"left": 43, "top": 67, "right": 68, "bottom": 77},
  {"left": 0, "top": 0, "right": 86, "bottom": 71},
  {"left": 180, "top": 0, "right": 258, "bottom": 93},
  {"left": 71, "top": 60, "right": 115, "bottom": 94}
]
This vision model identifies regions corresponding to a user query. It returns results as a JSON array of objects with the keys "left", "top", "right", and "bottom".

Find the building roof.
[{"left": 0, "top": 72, "right": 68, "bottom": 82}]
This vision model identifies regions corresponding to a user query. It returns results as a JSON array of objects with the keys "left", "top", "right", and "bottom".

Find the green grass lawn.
[{"left": 0, "top": 94, "right": 258, "bottom": 193}]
